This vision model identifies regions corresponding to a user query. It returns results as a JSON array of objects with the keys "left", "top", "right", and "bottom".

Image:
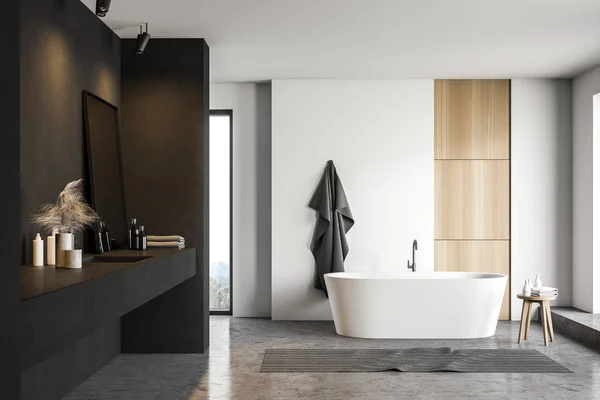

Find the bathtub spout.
[{"left": 407, "top": 240, "right": 418, "bottom": 272}]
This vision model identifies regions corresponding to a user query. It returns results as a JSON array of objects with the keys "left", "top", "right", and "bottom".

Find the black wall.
[
  {"left": 120, "top": 39, "right": 210, "bottom": 353},
  {"left": 1, "top": 1, "right": 21, "bottom": 397},
  {"left": 15, "top": 4, "right": 210, "bottom": 396},
  {"left": 20, "top": 0, "right": 121, "bottom": 264},
  {"left": 17, "top": 1, "right": 121, "bottom": 398}
]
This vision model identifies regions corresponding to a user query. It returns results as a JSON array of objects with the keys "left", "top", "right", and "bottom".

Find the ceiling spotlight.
[
  {"left": 135, "top": 23, "right": 151, "bottom": 55},
  {"left": 96, "top": 0, "right": 112, "bottom": 17}
]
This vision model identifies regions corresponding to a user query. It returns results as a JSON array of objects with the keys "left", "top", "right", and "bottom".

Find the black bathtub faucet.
[{"left": 407, "top": 239, "right": 418, "bottom": 272}]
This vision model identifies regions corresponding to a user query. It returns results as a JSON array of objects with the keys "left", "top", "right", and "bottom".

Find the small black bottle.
[
  {"left": 129, "top": 218, "right": 138, "bottom": 250},
  {"left": 134, "top": 227, "right": 140, "bottom": 250},
  {"left": 139, "top": 226, "right": 147, "bottom": 251},
  {"left": 94, "top": 221, "right": 104, "bottom": 254},
  {"left": 101, "top": 222, "right": 112, "bottom": 252}
]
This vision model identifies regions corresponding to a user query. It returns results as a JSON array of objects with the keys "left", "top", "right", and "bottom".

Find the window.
[{"left": 209, "top": 110, "right": 232, "bottom": 314}]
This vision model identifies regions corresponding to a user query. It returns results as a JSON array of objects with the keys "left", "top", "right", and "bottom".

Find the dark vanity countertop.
[{"left": 20, "top": 248, "right": 195, "bottom": 301}]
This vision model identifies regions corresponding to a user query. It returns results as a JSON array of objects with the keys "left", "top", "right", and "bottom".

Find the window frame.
[{"left": 209, "top": 109, "right": 233, "bottom": 316}]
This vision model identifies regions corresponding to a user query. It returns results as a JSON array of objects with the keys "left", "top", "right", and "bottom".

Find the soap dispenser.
[
  {"left": 33, "top": 233, "right": 44, "bottom": 267},
  {"left": 139, "top": 225, "right": 147, "bottom": 251},
  {"left": 133, "top": 227, "right": 140, "bottom": 250},
  {"left": 129, "top": 218, "right": 138, "bottom": 250}
]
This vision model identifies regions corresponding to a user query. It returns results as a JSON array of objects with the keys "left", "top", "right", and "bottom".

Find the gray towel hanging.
[{"left": 308, "top": 160, "right": 354, "bottom": 297}]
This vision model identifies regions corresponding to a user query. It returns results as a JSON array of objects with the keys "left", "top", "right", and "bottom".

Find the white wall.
[
  {"left": 210, "top": 83, "right": 272, "bottom": 317},
  {"left": 595, "top": 93, "right": 600, "bottom": 313},
  {"left": 271, "top": 79, "right": 434, "bottom": 320},
  {"left": 511, "top": 79, "right": 572, "bottom": 320},
  {"left": 216, "top": 78, "right": 577, "bottom": 320},
  {"left": 573, "top": 65, "right": 600, "bottom": 313}
]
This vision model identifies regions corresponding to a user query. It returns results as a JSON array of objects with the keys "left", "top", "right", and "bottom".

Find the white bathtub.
[{"left": 325, "top": 271, "right": 508, "bottom": 339}]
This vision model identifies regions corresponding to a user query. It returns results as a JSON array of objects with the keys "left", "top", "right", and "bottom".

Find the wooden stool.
[{"left": 517, "top": 294, "right": 556, "bottom": 346}]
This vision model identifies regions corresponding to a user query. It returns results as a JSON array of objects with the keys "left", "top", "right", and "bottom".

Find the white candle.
[
  {"left": 47, "top": 234, "right": 56, "bottom": 266},
  {"left": 65, "top": 249, "right": 82, "bottom": 269},
  {"left": 56, "top": 232, "right": 74, "bottom": 268}
]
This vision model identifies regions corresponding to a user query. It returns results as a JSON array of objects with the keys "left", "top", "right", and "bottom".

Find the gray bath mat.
[{"left": 261, "top": 348, "right": 571, "bottom": 373}]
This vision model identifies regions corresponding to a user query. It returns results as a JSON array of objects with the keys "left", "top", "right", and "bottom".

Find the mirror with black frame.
[{"left": 82, "top": 91, "right": 128, "bottom": 251}]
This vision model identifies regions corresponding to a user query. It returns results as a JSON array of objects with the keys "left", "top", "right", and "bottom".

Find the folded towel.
[
  {"left": 532, "top": 287, "right": 558, "bottom": 294},
  {"left": 531, "top": 289, "right": 558, "bottom": 297},
  {"left": 533, "top": 286, "right": 558, "bottom": 292},
  {"left": 147, "top": 235, "right": 185, "bottom": 243},
  {"left": 147, "top": 241, "right": 185, "bottom": 249}
]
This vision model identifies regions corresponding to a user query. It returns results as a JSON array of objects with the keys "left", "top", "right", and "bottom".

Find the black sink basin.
[{"left": 84, "top": 255, "right": 153, "bottom": 264}]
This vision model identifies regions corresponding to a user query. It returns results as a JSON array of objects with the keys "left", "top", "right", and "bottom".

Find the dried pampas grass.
[{"left": 33, "top": 179, "right": 99, "bottom": 233}]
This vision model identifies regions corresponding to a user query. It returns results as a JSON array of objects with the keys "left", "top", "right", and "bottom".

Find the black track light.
[
  {"left": 136, "top": 33, "right": 151, "bottom": 54},
  {"left": 96, "top": 0, "right": 111, "bottom": 17},
  {"left": 135, "top": 23, "right": 151, "bottom": 55}
]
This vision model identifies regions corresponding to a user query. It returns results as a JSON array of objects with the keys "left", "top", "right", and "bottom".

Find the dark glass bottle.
[
  {"left": 134, "top": 227, "right": 140, "bottom": 250},
  {"left": 95, "top": 221, "right": 104, "bottom": 254},
  {"left": 129, "top": 218, "right": 138, "bottom": 250},
  {"left": 101, "top": 222, "right": 112, "bottom": 252},
  {"left": 139, "top": 225, "right": 147, "bottom": 251}
]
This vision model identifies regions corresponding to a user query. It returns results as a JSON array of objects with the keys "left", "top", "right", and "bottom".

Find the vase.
[
  {"left": 534, "top": 274, "right": 542, "bottom": 290},
  {"left": 522, "top": 279, "right": 532, "bottom": 296},
  {"left": 55, "top": 232, "right": 74, "bottom": 268}
]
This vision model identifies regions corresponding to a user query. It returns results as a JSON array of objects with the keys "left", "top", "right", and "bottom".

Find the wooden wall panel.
[
  {"left": 435, "top": 240, "right": 510, "bottom": 320},
  {"left": 435, "top": 160, "right": 509, "bottom": 240},
  {"left": 434, "top": 79, "right": 511, "bottom": 319},
  {"left": 435, "top": 80, "right": 510, "bottom": 160}
]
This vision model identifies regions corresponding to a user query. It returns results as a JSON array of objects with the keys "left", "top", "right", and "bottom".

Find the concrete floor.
[
  {"left": 65, "top": 316, "right": 600, "bottom": 400},
  {"left": 553, "top": 307, "right": 600, "bottom": 330}
]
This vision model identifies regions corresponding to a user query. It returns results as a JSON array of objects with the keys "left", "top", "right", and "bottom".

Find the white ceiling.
[{"left": 83, "top": 0, "right": 600, "bottom": 82}]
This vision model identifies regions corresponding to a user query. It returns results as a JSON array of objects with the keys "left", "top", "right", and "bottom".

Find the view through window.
[{"left": 209, "top": 111, "right": 232, "bottom": 314}]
